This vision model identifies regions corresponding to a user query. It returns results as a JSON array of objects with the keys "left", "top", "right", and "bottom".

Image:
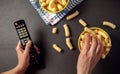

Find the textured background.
[{"left": 0, "top": 0, "right": 120, "bottom": 74}]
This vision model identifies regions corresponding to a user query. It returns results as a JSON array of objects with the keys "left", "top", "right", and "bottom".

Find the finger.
[
  {"left": 99, "top": 44, "right": 104, "bottom": 56},
  {"left": 16, "top": 41, "right": 23, "bottom": 53},
  {"left": 34, "top": 45, "right": 40, "bottom": 54},
  {"left": 89, "top": 36, "right": 98, "bottom": 55},
  {"left": 24, "top": 40, "right": 32, "bottom": 54},
  {"left": 82, "top": 33, "right": 91, "bottom": 53},
  {"left": 81, "top": 41, "right": 85, "bottom": 50},
  {"left": 96, "top": 38, "right": 102, "bottom": 55},
  {"left": 91, "top": 39, "right": 103, "bottom": 70},
  {"left": 94, "top": 41, "right": 104, "bottom": 63},
  {"left": 16, "top": 41, "right": 23, "bottom": 49},
  {"left": 92, "top": 44, "right": 103, "bottom": 70}
]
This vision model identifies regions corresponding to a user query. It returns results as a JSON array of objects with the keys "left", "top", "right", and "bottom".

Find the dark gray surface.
[{"left": 0, "top": 0, "right": 120, "bottom": 74}]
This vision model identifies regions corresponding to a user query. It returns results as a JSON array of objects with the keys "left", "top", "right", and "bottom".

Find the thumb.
[{"left": 24, "top": 40, "right": 32, "bottom": 54}]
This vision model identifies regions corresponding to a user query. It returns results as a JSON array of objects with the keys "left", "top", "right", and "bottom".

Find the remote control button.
[
  {"left": 22, "top": 28, "right": 24, "bottom": 30},
  {"left": 21, "top": 31, "right": 24, "bottom": 33},
  {"left": 23, "top": 28, "right": 26, "bottom": 30},
  {"left": 25, "top": 34, "right": 28, "bottom": 37},
  {"left": 22, "top": 35, "right": 24, "bottom": 37},
  {"left": 24, "top": 40, "right": 27, "bottom": 43},
  {"left": 15, "top": 23, "right": 18, "bottom": 26},
  {"left": 21, "top": 28, "right": 23, "bottom": 30},
  {"left": 24, "top": 32, "right": 27, "bottom": 34},
  {"left": 24, "top": 35, "right": 27, "bottom": 37},
  {"left": 24, "top": 38, "right": 26, "bottom": 41},
  {"left": 25, "top": 33, "right": 28, "bottom": 35},
  {"left": 22, "top": 34, "right": 24, "bottom": 36},
  {"left": 23, "top": 31, "right": 25, "bottom": 33},
  {"left": 23, "top": 30, "right": 26, "bottom": 32},
  {"left": 20, "top": 36, "right": 23, "bottom": 38},
  {"left": 24, "top": 32, "right": 26, "bottom": 34},
  {"left": 19, "top": 34, "right": 22, "bottom": 36},
  {"left": 22, "top": 32, "right": 24, "bottom": 34},
  {"left": 23, "top": 29, "right": 26, "bottom": 32},
  {"left": 22, "top": 24, "right": 24, "bottom": 27},
  {"left": 22, "top": 24, "right": 25, "bottom": 26},
  {"left": 18, "top": 31, "right": 21, "bottom": 34},
  {"left": 20, "top": 36, "right": 22, "bottom": 38},
  {"left": 20, "top": 28, "right": 23, "bottom": 31},
  {"left": 26, "top": 38, "right": 30, "bottom": 41},
  {"left": 16, "top": 26, "right": 18, "bottom": 29},
  {"left": 18, "top": 26, "right": 20, "bottom": 28},
  {"left": 23, "top": 27, "right": 25, "bottom": 30},
  {"left": 24, "top": 34, "right": 26, "bottom": 37},
  {"left": 19, "top": 33, "right": 22, "bottom": 35}
]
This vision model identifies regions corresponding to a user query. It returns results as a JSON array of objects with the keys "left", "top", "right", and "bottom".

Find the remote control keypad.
[{"left": 15, "top": 23, "right": 30, "bottom": 46}]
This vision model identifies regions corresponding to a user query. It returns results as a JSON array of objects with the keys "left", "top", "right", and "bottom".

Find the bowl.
[
  {"left": 78, "top": 27, "right": 112, "bottom": 59},
  {"left": 39, "top": 0, "right": 70, "bottom": 13}
]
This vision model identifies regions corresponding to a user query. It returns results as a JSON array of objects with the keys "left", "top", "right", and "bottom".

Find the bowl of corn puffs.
[
  {"left": 39, "top": 0, "right": 69, "bottom": 13},
  {"left": 78, "top": 27, "right": 112, "bottom": 59}
]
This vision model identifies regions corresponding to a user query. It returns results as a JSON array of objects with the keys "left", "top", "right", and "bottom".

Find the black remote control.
[{"left": 14, "top": 20, "right": 39, "bottom": 64}]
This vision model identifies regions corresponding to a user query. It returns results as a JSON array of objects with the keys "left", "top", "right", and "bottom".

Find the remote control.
[{"left": 14, "top": 20, "right": 39, "bottom": 64}]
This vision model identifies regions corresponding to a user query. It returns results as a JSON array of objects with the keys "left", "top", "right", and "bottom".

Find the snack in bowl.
[
  {"left": 78, "top": 27, "right": 112, "bottom": 59},
  {"left": 39, "top": 0, "right": 69, "bottom": 13}
]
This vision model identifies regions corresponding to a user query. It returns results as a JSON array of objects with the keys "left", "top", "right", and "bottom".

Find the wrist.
[
  {"left": 77, "top": 69, "right": 92, "bottom": 74},
  {"left": 77, "top": 72, "right": 91, "bottom": 74}
]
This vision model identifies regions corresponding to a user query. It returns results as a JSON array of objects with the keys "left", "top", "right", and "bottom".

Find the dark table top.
[{"left": 0, "top": 0, "right": 120, "bottom": 74}]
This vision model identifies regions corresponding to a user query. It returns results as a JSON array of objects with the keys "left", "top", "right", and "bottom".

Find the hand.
[
  {"left": 15, "top": 40, "right": 40, "bottom": 73},
  {"left": 1, "top": 41, "right": 40, "bottom": 74},
  {"left": 77, "top": 33, "right": 104, "bottom": 74}
]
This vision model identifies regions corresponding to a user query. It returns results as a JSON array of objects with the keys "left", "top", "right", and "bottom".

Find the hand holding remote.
[
  {"left": 1, "top": 41, "right": 40, "bottom": 74},
  {"left": 16, "top": 41, "right": 40, "bottom": 72}
]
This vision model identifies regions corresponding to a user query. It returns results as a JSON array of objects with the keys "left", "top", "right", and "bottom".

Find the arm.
[
  {"left": 1, "top": 41, "right": 40, "bottom": 74},
  {"left": 77, "top": 33, "right": 104, "bottom": 74},
  {"left": 1, "top": 66, "right": 26, "bottom": 74}
]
